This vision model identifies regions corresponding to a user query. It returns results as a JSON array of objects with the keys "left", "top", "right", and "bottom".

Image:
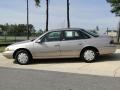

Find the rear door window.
[{"left": 63, "top": 30, "right": 90, "bottom": 41}]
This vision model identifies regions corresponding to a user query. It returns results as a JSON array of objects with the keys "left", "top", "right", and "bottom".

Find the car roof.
[{"left": 49, "top": 28, "right": 83, "bottom": 32}]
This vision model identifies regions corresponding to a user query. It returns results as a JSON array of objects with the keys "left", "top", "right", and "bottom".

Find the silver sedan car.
[{"left": 3, "top": 28, "right": 116, "bottom": 65}]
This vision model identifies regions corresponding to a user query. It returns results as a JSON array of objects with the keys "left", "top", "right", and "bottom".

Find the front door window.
[{"left": 42, "top": 31, "right": 61, "bottom": 42}]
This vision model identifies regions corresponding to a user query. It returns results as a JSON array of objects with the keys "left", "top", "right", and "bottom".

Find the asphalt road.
[{"left": 0, "top": 67, "right": 120, "bottom": 90}]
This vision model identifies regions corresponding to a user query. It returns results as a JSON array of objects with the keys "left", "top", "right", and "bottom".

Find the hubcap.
[
  {"left": 84, "top": 50, "right": 95, "bottom": 61},
  {"left": 18, "top": 53, "right": 28, "bottom": 64}
]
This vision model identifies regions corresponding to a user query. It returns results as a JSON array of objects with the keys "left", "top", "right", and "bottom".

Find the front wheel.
[
  {"left": 15, "top": 50, "right": 31, "bottom": 65},
  {"left": 81, "top": 49, "right": 97, "bottom": 63}
]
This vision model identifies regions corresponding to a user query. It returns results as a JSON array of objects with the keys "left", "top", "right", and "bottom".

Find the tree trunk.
[
  {"left": 117, "top": 21, "right": 120, "bottom": 43},
  {"left": 27, "top": 0, "right": 29, "bottom": 40},
  {"left": 46, "top": 0, "right": 49, "bottom": 31},
  {"left": 107, "top": 27, "right": 109, "bottom": 35},
  {"left": 67, "top": 0, "right": 70, "bottom": 28}
]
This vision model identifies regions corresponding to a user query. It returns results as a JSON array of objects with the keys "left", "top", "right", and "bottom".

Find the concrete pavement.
[{"left": 0, "top": 49, "right": 120, "bottom": 77}]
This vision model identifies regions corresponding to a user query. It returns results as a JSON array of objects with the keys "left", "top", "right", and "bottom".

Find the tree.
[
  {"left": 0, "top": 24, "right": 36, "bottom": 36},
  {"left": 106, "top": 0, "right": 120, "bottom": 16},
  {"left": 67, "top": 0, "right": 70, "bottom": 28},
  {"left": 36, "top": 29, "right": 43, "bottom": 36},
  {"left": 96, "top": 26, "right": 99, "bottom": 31},
  {"left": 27, "top": 0, "right": 29, "bottom": 40},
  {"left": 35, "top": 0, "right": 71, "bottom": 30},
  {"left": 106, "top": 0, "right": 120, "bottom": 42},
  {"left": 34, "top": 0, "right": 49, "bottom": 31}
]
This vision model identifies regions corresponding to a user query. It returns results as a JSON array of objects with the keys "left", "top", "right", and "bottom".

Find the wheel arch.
[
  {"left": 13, "top": 48, "right": 32, "bottom": 59},
  {"left": 80, "top": 46, "right": 99, "bottom": 57}
]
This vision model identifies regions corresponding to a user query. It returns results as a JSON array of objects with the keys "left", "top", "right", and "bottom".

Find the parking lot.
[{"left": 0, "top": 50, "right": 120, "bottom": 77}]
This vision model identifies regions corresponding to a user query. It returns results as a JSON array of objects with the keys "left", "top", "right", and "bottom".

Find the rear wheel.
[
  {"left": 81, "top": 49, "right": 97, "bottom": 63},
  {"left": 15, "top": 50, "right": 32, "bottom": 65}
]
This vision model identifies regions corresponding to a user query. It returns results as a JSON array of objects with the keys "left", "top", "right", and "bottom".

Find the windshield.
[
  {"left": 82, "top": 29, "right": 99, "bottom": 37},
  {"left": 31, "top": 31, "right": 46, "bottom": 42}
]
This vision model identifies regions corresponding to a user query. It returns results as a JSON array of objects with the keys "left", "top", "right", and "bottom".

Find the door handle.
[
  {"left": 78, "top": 43, "right": 82, "bottom": 45},
  {"left": 54, "top": 45, "right": 60, "bottom": 47}
]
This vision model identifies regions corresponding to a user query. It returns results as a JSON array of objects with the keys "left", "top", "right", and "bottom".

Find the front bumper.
[{"left": 2, "top": 51, "right": 14, "bottom": 59}]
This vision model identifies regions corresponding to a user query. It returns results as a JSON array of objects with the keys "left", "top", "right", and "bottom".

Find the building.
[{"left": 106, "top": 30, "right": 118, "bottom": 37}]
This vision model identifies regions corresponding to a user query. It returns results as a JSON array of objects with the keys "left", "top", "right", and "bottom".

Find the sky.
[{"left": 0, "top": 0, "right": 119, "bottom": 33}]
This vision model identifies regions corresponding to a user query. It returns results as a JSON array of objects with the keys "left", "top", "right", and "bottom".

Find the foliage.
[
  {"left": 34, "top": 0, "right": 50, "bottom": 31},
  {"left": 106, "top": 0, "right": 120, "bottom": 16},
  {"left": 0, "top": 24, "right": 37, "bottom": 36},
  {"left": 0, "top": 46, "right": 6, "bottom": 52},
  {"left": 34, "top": 0, "right": 41, "bottom": 6},
  {"left": 36, "top": 29, "right": 44, "bottom": 35}
]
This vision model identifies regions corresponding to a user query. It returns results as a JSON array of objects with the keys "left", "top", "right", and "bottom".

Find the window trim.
[
  {"left": 40, "top": 31, "right": 62, "bottom": 43},
  {"left": 81, "top": 29, "right": 99, "bottom": 37},
  {"left": 62, "top": 30, "right": 90, "bottom": 41},
  {"left": 78, "top": 30, "right": 91, "bottom": 39}
]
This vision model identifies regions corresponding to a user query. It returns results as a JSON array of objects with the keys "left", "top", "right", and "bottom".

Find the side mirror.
[{"left": 36, "top": 40, "right": 41, "bottom": 43}]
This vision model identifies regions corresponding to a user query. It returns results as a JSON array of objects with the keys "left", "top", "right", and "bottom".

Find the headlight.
[{"left": 5, "top": 48, "right": 10, "bottom": 51}]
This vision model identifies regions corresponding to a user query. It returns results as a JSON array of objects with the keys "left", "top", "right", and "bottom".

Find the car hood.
[{"left": 11, "top": 40, "right": 31, "bottom": 46}]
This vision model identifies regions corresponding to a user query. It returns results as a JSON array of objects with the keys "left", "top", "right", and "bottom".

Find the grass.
[
  {"left": 0, "top": 46, "right": 6, "bottom": 52},
  {"left": 0, "top": 36, "right": 37, "bottom": 40},
  {"left": 117, "top": 45, "right": 120, "bottom": 49},
  {"left": 0, "top": 36, "right": 37, "bottom": 53}
]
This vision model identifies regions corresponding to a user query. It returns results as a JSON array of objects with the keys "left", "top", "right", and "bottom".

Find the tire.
[
  {"left": 15, "top": 50, "right": 32, "bottom": 65},
  {"left": 81, "top": 49, "right": 97, "bottom": 63}
]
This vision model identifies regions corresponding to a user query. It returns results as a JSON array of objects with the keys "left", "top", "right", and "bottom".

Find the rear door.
[{"left": 60, "top": 30, "right": 90, "bottom": 57}]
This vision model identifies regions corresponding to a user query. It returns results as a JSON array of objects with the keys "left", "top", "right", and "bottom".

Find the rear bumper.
[
  {"left": 2, "top": 51, "right": 14, "bottom": 59},
  {"left": 99, "top": 45, "right": 116, "bottom": 55}
]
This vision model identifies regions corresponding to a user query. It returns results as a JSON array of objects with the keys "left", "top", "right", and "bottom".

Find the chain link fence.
[{"left": 0, "top": 24, "right": 44, "bottom": 45}]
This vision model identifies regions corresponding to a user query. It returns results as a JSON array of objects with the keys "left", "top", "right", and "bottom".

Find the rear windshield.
[{"left": 82, "top": 29, "right": 99, "bottom": 37}]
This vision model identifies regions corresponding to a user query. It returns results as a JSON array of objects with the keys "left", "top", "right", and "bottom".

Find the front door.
[{"left": 33, "top": 31, "right": 62, "bottom": 58}]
